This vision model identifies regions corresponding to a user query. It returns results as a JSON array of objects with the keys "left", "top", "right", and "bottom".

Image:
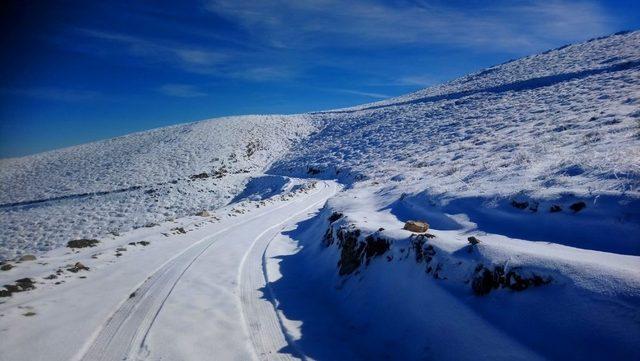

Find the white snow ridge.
[{"left": 1, "top": 31, "right": 639, "bottom": 361}]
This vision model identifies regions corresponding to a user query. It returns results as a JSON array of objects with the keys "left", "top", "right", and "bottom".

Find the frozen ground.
[{"left": 0, "top": 31, "right": 639, "bottom": 360}]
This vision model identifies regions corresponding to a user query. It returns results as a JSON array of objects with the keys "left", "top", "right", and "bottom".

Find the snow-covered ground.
[
  {"left": 0, "top": 115, "right": 314, "bottom": 259},
  {"left": 1, "top": 31, "right": 639, "bottom": 360}
]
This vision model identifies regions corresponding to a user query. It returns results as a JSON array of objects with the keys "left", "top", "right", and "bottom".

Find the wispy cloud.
[
  {"left": 73, "top": 28, "right": 298, "bottom": 82},
  {"left": 76, "top": 29, "right": 232, "bottom": 75},
  {"left": 205, "top": 0, "right": 615, "bottom": 53},
  {"left": 0, "top": 87, "right": 100, "bottom": 102},
  {"left": 158, "top": 84, "right": 207, "bottom": 98},
  {"left": 318, "top": 87, "right": 388, "bottom": 99}
]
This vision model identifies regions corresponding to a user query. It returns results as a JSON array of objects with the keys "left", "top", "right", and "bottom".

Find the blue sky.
[{"left": 1, "top": 0, "right": 638, "bottom": 158}]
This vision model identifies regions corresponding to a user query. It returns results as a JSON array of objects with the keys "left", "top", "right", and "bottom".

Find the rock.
[
  {"left": 190, "top": 172, "right": 209, "bottom": 180},
  {"left": 138, "top": 241, "right": 150, "bottom": 246},
  {"left": 196, "top": 210, "right": 210, "bottom": 217},
  {"left": 468, "top": 236, "right": 481, "bottom": 245},
  {"left": 67, "top": 239, "right": 100, "bottom": 248},
  {"left": 511, "top": 200, "right": 529, "bottom": 210},
  {"left": 403, "top": 220, "right": 429, "bottom": 233},
  {"left": 15, "top": 278, "right": 34, "bottom": 286},
  {"left": 4, "top": 284, "right": 21, "bottom": 293},
  {"left": 18, "top": 254, "right": 37, "bottom": 261},
  {"left": 116, "top": 247, "right": 127, "bottom": 252},
  {"left": 328, "top": 212, "right": 343, "bottom": 223},
  {"left": 472, "top": 268, "right": 499, "bottom": 295},
  {"left": 67, "top": 262, "right": 89, "bottom": 273},
  {"left": 472, "top": 265, "right": 551, "bottom": 295},
  {"left": 0, "top": 288, "right": 11, "bottom": 297},
  {"left": 570, "top": 201, "right": 586, "bottom": 213},
  {"left": 549, "top": 205, "right": 562, "bottom": 212},
  {"left": 44, "top": 274, "right": 57, "bottom": 280},
  {"left": 172, "top": 227, "right": 187, "bottom": 234},
  {"left": 1, "top": 264, "right": 13, "bottom": 271},
  {"left": 8, "top": 278, "right": 36, "bottom": 292}
]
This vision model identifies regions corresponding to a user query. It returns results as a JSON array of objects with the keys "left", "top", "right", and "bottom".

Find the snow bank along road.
[{"left": 0, "top": 180, "right": 338, "bottom": 361}]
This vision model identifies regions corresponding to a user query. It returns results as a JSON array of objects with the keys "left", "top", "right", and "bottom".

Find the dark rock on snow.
[
  {"left": 570, "top": 201, "right": 587, "bottom": 212},
  {"left": 67, "top": 239, "right": 100, "bottom": 248}
]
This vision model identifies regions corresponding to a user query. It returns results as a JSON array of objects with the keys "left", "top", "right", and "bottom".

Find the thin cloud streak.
[
  {"left": 74, "top": 28, "right": 297, "bottom": 81},
  {"left": 0, "top": 87, "right": 101, "bottom": 102},
  {"left": 322, "top": 87, "right": 389, "bottom": 99},
  {"left": 205, "top": 0, "right": 616, "bottom": 53},
  {"left": 158, "top": 84, "right": 207, "bottom": 98}
]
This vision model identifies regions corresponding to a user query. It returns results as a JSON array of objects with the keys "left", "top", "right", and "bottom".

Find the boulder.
[
  {"left": 190, "top": 172, "right": 209, "bottom": 180},
  {"left": 67, "top": 262, "right": 89, "bottom": 273},
  {"left": 403, "top": 220, "right": 429, "bottom": 233},
  {"left": 196, "top": 210, "right": 210, "bottom": 217},
  {"left": 18, "top": 254, "right": 36, "bottom": 261},
  {"left": 67, "top": 239, "right": 100, "bottom": 248},
  {"left": 1, "top": 263, "right": 13, "bottom": 271},
  {"left": 328, "top": 212, "right": 343, "bottom": 223},
  {"left": 468, "top": 236, "right": 481, "bottom": 245},
  {"left": 570, "top": 201, "right": 586, "bottom": 213}
]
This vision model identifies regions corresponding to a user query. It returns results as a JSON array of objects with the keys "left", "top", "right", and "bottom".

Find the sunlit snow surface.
[{"left": 0, "top": 115, "right": 314, "bottom": 259}]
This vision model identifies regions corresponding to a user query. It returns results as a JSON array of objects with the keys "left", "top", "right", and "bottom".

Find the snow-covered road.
[{"left": 0, "top": 180, "right": 338, "bottom": 361}]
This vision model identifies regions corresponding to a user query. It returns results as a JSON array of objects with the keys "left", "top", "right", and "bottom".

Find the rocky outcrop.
[
  {"left": 322, "top": 218, "right": 551, "bottom": 295},
  {"left": 324, "top": 223, "right": 391, "bottom": 276},
  {"left": 472, "top": 265, "right": 552, "bottom": 295},
  {"left": 403, "top": 220, "right": 429, "bottom": 233}
]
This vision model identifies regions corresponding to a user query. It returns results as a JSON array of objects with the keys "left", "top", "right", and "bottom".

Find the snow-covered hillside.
[
  {"left": 0, "top": 115, "right": 314, "bottom": 259},
  {"left": 263, "top": 30, "right": 640, "bottom": 360},
  {"left": 0, "top": 30, "right": 639, "bottom": 361},
  {"left": 270, "top": 29, "right": 640, "bottom": 256}
]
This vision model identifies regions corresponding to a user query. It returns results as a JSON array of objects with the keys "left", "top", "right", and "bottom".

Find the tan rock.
[
  {"left": 19, "top": 254, "right": 36, "bottom": 261},
  {"left": 403, "top": 220, "right": 429, "bottom": 233},
  {"left": 196, "top": 210, "right": 210, "bottom": 217}
]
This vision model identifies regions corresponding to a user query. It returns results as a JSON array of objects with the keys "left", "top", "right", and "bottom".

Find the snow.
[
  {"left": 1, "top": 30, "right": 639, "bottom": 360},
  {"left": 0, "top": 115, "right": 315, "bottom": 259},
  {"left": 0, "top": 180, "right": 334, "bottom": 361}
]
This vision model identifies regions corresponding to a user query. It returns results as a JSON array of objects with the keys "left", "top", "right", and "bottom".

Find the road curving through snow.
[{"left": 76, "top": 180, "right": 338, "bottom": 361}]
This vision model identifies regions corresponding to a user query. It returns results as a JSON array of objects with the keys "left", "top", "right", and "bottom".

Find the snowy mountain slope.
[
  {"left": 0, "top": 30, "right": 638, "bottom": 361},
  {"left": 269, "top": 30, "right": 640, "bottom": 256},
  {"left": 0, "top": 115, "right": 314, "bottom": 259},
  {"left": 273, "top": 31, "right": 640, "bottom": 199},
  {"left": 338, "top": 30, "right": 640, "bottom": 111},
  {"left": 257, "top": 31, "right": 640, "bottom": 360}
]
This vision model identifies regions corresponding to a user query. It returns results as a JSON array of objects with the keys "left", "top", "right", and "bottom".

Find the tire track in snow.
[
  {"left": 240, "top": 182, "right": 336, "bottom": 361},
  {"left": 76, "top": 181, "right": 330, "bottom": 361}
]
